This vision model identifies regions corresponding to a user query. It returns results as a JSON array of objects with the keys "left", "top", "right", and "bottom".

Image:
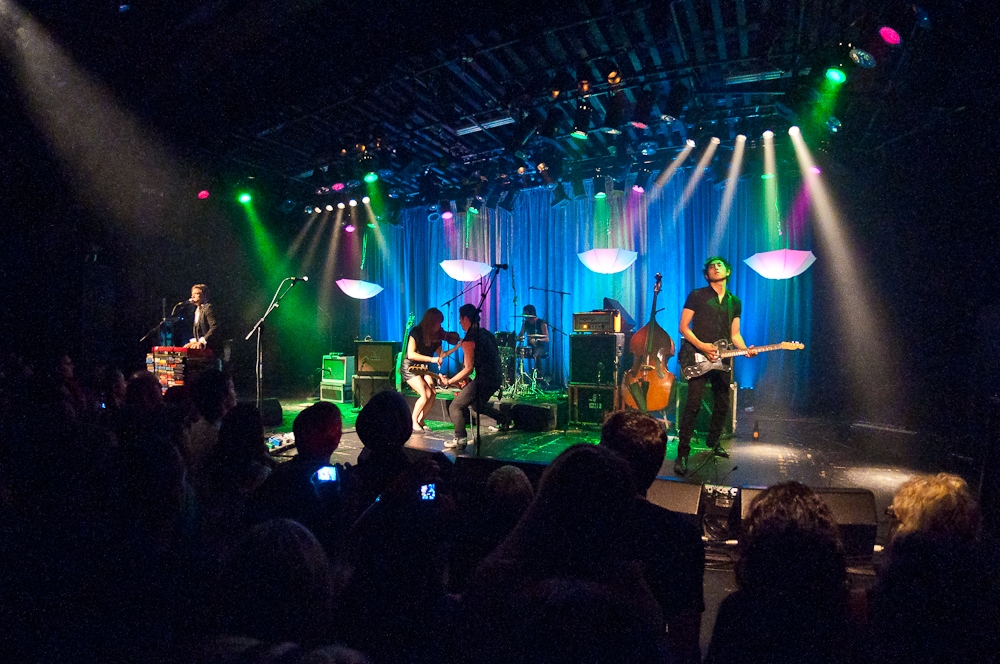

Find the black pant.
[
  {"left": 677, "top": 370, "right": 731, "bottom": 459},
  {"left": 449, "top": 378, "right": 505, "bottom": 439}
]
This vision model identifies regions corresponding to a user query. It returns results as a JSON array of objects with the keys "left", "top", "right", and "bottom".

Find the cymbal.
[{"left": 526, "top": 334, "right": 547, "bottom": 339}]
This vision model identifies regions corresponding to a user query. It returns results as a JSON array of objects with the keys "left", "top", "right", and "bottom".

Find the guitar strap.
[{"left": 725, "top": 293, "right": 734, "bottom": 367}]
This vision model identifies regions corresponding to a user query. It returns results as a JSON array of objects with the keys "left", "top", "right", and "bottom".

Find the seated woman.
[{"left": 402, "top": 308, "right": 459, "bottom": 432}]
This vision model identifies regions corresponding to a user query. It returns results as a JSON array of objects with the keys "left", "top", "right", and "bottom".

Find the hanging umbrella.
[
  {"left": 578, "top": 248, "right": 638, "bottom": 274},
  {"left": 336, "top": 279, "right": 384, "bottom": 299},
  {"left": 440, "top": 259, "right": 492, "bottom": 281},
  {"left": 744, "top": 249, "right": 816, "bottom": 280}
]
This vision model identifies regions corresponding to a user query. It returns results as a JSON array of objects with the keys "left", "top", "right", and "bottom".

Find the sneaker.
[
  {"left": 673, "top": 456, "right": 688, "bottom": 476},
  {"left": 444, "top": 437, "right": 468, "bottom": 450}
]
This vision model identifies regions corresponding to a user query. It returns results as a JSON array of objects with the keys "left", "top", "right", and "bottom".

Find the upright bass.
[{"left": 621, "top": 273, "right": 676, "bottom": 413}]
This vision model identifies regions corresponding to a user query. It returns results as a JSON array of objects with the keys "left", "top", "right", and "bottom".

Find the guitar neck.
[{"left": 718, "top": 343, "right": 785, "bottom": 359}]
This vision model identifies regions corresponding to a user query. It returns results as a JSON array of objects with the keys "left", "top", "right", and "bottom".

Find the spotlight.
[
  {"left": 337, "top": 202, "right": 346, "bottom": 209},
  {"left": 825, "top": 68, "right": 847, "bottom": 84},
  {"left": 238, "top": 193, "right": 252, "bottom": 204},
  {"left": 601, "top": 92, "right": 627, "bottom": 134},
  {"left": 597, "top": 58, "right": 622, "bottom": 86},
  {"left": 314, "top": 206, "right": 322, "bottom": 214},
  {"left": 809, "top": 166, "right": 822, "bottom": 174},
  {"left": 442, "top": 210, "right": 454, "bottom": 220},
  {"left": 577, "top": 77, "right": 591, "bottom": 95},
  {"left": 593, "top": 175, "right": 608, "bottom": 199},
  {"left": 686, "top": 139, "right": 696, "bottom": 147},
  {"left": 710, "top": 136, "right": 721, "bottom": 144},
  {"left": 332, "top": 182, "right": 345, "bottom": 191},
  {"left": 304, "top": 207, "right": 311, "bottom": 214},
  {"left": 197, "top": 190, "right": 210, "bottom": 199},
  {"left": 762, "top": 130, "right": 774, "bottom": 139},
  {"left": 788, "top": 126, "right": 801, "bottom": 135},
  {"left": 427, "top": 207, "right": 441, "bottom": 222},
  {"left": 879, "top": 26, "right": 901, "bottom": 45},
  {"left": 849, "top": 48, "right": 877, "bottom": 69},
  {"left": 498, "top": 189, "right": 518, "bottom": 213},
  {"left": 633, "top": 166, "right": 652, "bottom": 192},
  {"left": 364, "top": 172, "right": 379, "bottom": 183},
  {"left": 572, "top": 99, "right": 593, "bottom": 140},
  {"left": 826, "top": 117, "right": 842, "bottom": 133},
  {"left": 548, "top": 70, "right": 575, "bottom": 99},
  {"left": 736, "top": 134, "right": 747, "bottom": 142},
  {"left": 362, "top": 196, "right": 370, "bottom": 204},
  {"left": 345, "top": 224, "right": 356, "bottom": 233},
  {"left": 325, "top": 204, "right": 334, "bottom": 211},
  {"left": 468, "top": 201, "right": 480, "bottom": 215},
  {"left": 348, "top": 199, "right": 358, "bottom": 207},
  {"left": 388, "top": 187, "right": 403, "bottom": 199},
  {"left": 571, "top": 176, "right": 587, "bottom": 200},
  {"left": 551, "top": 183, "right": 571, "bottom": 209}
]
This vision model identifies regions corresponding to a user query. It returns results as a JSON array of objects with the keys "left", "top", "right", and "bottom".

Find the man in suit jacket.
[{"left": 186, "top": 283, "right": 219, "bottom": 352}]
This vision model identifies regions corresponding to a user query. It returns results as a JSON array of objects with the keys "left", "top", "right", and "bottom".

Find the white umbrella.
[
  {"left": 744, "top": 249, "right": 816, "bottom": 280},
  {"left": 440, "top": 259, "right": 492, "bottom": 281},
  {"left": 578, "top": 248, "right": 638, "bottom": 274},
  {"left": 336, "top": 279, "right": 384, "bottom": 299}
]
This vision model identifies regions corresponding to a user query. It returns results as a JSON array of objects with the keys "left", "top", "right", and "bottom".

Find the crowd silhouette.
[{"left": 1, "top": 352, "right": 998, "bottom": 663}]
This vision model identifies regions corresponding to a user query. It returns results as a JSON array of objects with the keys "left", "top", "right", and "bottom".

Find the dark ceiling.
[{"left": 8, "top": 0, "right": 987, "bottom": 208}]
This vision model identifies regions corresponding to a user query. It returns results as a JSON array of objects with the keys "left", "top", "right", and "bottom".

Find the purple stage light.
[
  {"left": 879, "top": 26, "right": 901, "bottom": 45},
  {"left": 809, "top": 166, "right": 822, "bottom": 174},
  {"left": 332, "top": 182, "right": 345, "bottom": 191},
  {"left": 442, "top": 211, "right": 454, "bottom": 220},
  {"left": 345, "top": 224, "right": 356, "bottom": 233},
  {"left": 632, "top": 185, "right": 645, "bottom": 193}
]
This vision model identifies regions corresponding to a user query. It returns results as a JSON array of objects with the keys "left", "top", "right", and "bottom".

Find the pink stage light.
[
  {"left": 197, "top": 190, "right": 210, "bottom": 199},
  {"left": 879, "top": 26, "right": 901, "bottom": 45},
  {"left": 345, "top": 224, "right": 356, "bottom": 233},
  {"left": 632, "top": 185, "right": 645, "bottom": 193},
  {"left": 809, "top": 166, "right": 822, "bottom": 174},
  {"left": 442, "top": 210, "right": 454, "bottom": 220},
  {"left": 332, "top": 182, "right": 345, "bottom": 191}
]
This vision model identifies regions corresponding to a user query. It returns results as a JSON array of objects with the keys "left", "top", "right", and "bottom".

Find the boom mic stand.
[
  {"left": 141, "top": 298, "right": 185, "bottom": 345},
  {"left": 469, "top": 266, "right": 503, "bottom": 458},
  {"left": 439, "top": 280, "right": 481, "bottom": 375},
  {"left": 245, "top": 278, "right": 300, "bottom": 409}
]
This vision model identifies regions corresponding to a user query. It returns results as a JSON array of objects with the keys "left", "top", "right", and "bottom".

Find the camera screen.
[
  {"left": 420, "top": 483, "right": 436, "bottom": 500},
  {"left": 313, "top": 466, "right": 338, "bottom": 482}
]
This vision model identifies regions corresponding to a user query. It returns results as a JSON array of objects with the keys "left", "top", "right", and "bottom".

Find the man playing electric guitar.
[{"left": 674, "top": 257, "right": 756, "bottom": 476}]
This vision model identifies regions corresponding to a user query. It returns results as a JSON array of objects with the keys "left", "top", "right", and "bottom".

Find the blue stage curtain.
[{"left": 361, "top": 171, "right": 812, "bottom": 410}]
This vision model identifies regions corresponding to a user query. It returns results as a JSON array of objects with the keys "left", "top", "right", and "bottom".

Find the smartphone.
[
  {"left": 313, "top": 466, "right": 339, "bottom": 482},
  {"left": 419, "top": 483, "right": 436, "bottom": 501}
]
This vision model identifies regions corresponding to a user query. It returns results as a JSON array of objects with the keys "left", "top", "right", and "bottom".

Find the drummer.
[{"left": 516, "top": 304, "right": 549, "bottom": 371}]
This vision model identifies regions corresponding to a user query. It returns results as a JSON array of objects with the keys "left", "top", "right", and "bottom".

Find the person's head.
[
  {"left": 522, "top": 304, "right": 537, "bottom": 319},
  {"left": 417, "top": 307, "right": 444, "bottom": 346},
  {"left": 293, "top": 401, "right": 343, "bottom": 460},
  {"left": 216, "top": 403, "right": 269, "bottom": 465},
  {"left": 459, "top": 303, "right": 480, "bottom": 332},
  {"left": 703, "top": 256, "right": 732, "bottom": 283},
  {"left": 355, "top": 390, "right": 411, "bottom": 452},
  {"left": 484, "top": 464, "right": 535, "bottom": 517},
  {"left": 192, "top": 369, "right": 236, "bottom": 423},
  {"left": 737, "top": 481, "right": 846, "bottom": 598},
  {"left": 126, "top": 370, "right": 164, "bottom": 412},
  {"left": 496, "top": 444, "right": 635, "bottom": 569},
  {"left": 599, "top": 411, "right": 667, "bottom": 494},
  {"left": 890, "top": 473, "right": 981, "bottom": 543},
  {"left": 191, "top": 283, "right": 209, "bottom": 304}
]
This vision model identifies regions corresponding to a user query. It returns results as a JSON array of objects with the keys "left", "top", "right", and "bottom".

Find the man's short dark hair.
[
  {"left": 599, "top": 411, "right": 667, "bottom": 493},
  {"left": 292, "top": 401, "right": 342, "bottom": 457},
  {"left": 522, "top": 304, "right": 537, "bottom": 316},
  {"left": 192, "top": 369, "right": 231, "bottom": 422},
  {"left": 459, "top": 303, "right": 481, "bottom": 324},
  {"left": 702, "top": 256, "right": 731, "bottom": 278}
]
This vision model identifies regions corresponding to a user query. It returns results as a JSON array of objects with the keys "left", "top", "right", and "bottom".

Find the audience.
[
  {"left": 705, "top": 481, "right": 851, "bottom": 664},
  {"left": 869, "top": 473, "right": 1000, "bottom": 664},
  {"left": 4, "top": 357, "right": 999, "bottom": 664},
  {"left": 599, "top": 411, "right": 705, "bottom": 663}
]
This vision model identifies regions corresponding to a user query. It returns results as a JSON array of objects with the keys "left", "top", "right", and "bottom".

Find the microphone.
[
  {"left": 290, "top": 276, "right": 309, "bottom": 282},
  {"left": 492, "top": 263, "right": 508, "bottom": 270}
]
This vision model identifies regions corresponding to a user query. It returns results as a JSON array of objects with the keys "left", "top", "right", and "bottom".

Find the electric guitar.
[{"left": 680, "top": 340, "right": 804, "bottom": 381}]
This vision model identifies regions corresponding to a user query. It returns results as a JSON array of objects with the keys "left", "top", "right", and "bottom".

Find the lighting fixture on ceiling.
[{"left": 572, "top": 99, "right": 593, "bottom": 140}]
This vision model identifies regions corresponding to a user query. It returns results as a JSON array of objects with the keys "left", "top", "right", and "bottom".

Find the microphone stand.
[
  {"left": 529, "top": 286, "right": 571, "bottom": 386},
  {"left": 439, "top": 280, "right": 481, "bottom": 375},
  {"left": 245, "top": 278, "right": 298, "bottom": 409},
  {"left": 140, "top": 299, "right": 185, "bottom": 345},
  {"left": 469, "top": 267, "right": 503, "bottom": 458}
]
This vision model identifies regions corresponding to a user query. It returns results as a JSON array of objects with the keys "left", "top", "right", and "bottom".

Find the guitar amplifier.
[
  {"left": 320, "top": 382, "right": 352, "bottom": 403},
  {"left": 353, "top": 375, "right": 395, "bottom": 408},
  {"left": 322, "top": 354, "right": 354, "bottom": 384},
  {"left": 572, "top": 310, "right": 622, "bottom": 333},
  {"left": 355, "top": 341, "right": 400, "bottom": 376},
  {"left": 569, "top": 334, "right": 624, "bottom": 384}
]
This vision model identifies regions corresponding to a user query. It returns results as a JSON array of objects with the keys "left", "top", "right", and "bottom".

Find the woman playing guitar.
[{"left": 402, "top": 308, "right": 461, "bottom": 432}]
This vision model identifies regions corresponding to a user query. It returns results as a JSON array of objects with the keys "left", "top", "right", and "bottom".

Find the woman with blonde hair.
[{"left": 402, "top": 308, "right": 460, "bottom": 432}]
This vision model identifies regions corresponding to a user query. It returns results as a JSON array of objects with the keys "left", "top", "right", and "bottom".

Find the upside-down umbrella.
[
  {"left": 744, "top": 249, "right": 816, "bottom": 280},
  {"left": 578, "top": 248, "right": 639, "bottom": 274},
  {"left": 440, "top": 259, "right": 492, "bottom": 282},
  {"left": 336, "top": 278, "right": 384, "bottom": 299}
]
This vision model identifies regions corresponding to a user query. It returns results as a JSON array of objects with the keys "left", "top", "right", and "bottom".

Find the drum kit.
[{"left": 496, "top": 330, "right": 546, "bottom": 397}]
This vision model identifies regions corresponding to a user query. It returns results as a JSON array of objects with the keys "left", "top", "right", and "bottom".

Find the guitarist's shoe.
[
  {"left": 673, "top": 456, "right": 688, "bottom": 476},
  {"left": 711, "top": 445, "right": 730, "bottom": 459}
]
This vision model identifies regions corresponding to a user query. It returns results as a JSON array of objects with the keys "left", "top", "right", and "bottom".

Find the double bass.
[{"left": 621, "top": 273, "right": 676, "bottom": 412}]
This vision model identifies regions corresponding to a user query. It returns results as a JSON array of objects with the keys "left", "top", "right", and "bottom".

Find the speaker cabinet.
[
  {"left": 674, "top": 380, "right": 737, "bottom": 434},
  {"left": 355, "top": 341, "right": 400, "bottom": 376},
  {"left": 736, "top": 485, "right": 877, "bottom": 560},
  {"left": 569, "top": 334, "right": 624, "bottom": 385},
  {"left": 567, "top": 384, "right": 618, "bottom": 424},
  {"left": 352, "top": 375, "right": 394, "bottom": 408},
  {"left": 320, "top": 382, "right": 352, "bottom": 403},
  {"left": 322, "top": 354, "right": 354, "bottom": 384}
]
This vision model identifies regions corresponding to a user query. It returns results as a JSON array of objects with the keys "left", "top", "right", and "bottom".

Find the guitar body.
[
  {"left": 680, "top": 339, "right": 733, "bottom": 381},
  {"left": 620, "top": 274, "right": 677, "bottom": 413}
]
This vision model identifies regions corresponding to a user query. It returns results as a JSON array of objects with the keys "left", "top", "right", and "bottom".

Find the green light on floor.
[
  {"left": 571, "top": 130, "right": 588, "bottom": 140},
  {"left": 825, "top": 68, "right": 847, "bottom": 84},
  {"left": 238, "top": 192, "right": 252, "bottom": 203},
  {"left": 594, "top": 191, "right": 607, "bottom": 199},
  {"left": 364, "top": 172, "right": 379, "bottom": 183}
]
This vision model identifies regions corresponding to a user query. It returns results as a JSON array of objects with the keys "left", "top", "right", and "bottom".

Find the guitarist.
[{"left": 674, "top": 257, "right": 756, "bottom": 476}]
